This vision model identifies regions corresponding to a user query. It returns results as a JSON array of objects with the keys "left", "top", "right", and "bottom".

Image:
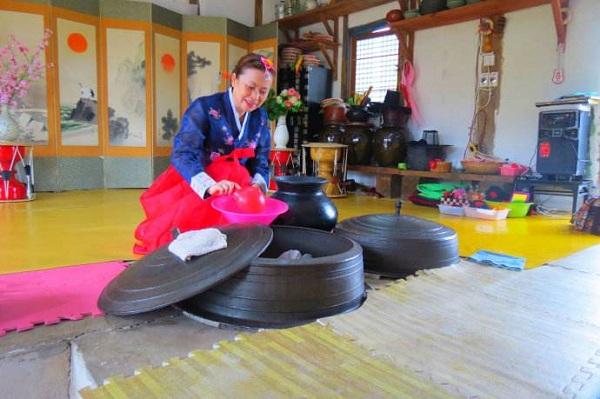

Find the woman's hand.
[
  {"left": 251, "top": 182, "right": 267, "bottom": 193},
  {"left": 207, "top": 180, "right": 241, "bottom": 196}
]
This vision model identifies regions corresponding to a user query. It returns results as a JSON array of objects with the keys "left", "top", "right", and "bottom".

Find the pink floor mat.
[{"left": 0, "top": 261, "right": 128, "bottom": 337}]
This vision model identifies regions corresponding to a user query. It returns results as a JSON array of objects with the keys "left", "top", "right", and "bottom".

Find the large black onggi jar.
[
  {"left": 373, "top": 125, "right": 407, "bottom": 167},
  {"left": 344, "top": 122, "right": 372, "bottom": 165},
  {"left": 177, "top": 226, "right": 365, "bottom": 328},
  {"left": 270, "top": 175, "right": 338, "bottom": 231}
]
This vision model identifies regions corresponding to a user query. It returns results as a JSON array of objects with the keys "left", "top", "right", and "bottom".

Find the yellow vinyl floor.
[{"left": 1, "top": 189, "right": 599, "bottom": 274}]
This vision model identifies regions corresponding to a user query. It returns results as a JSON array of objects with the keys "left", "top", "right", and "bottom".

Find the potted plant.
[{"left": 263, "top": 88, "right": 303, "bottom": 148}]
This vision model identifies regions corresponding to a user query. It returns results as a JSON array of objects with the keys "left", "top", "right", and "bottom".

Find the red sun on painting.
[
  {"left": 161, "top": 53, "right": 176, "bottom": 73},
  {"left": 67, "top": 33, "right": 88, "bottom": 53}
]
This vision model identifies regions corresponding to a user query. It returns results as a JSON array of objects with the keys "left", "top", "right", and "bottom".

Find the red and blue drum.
[
  {"left": 0, "top": 143, "right": 34, "bottom": 202},
  {"left": 269, "top": 148, "right": 295, "bottom": 191}
]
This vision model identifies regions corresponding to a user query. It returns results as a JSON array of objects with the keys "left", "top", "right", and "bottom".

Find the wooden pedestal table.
[{"left": 302, "top": 142, "right": 348, "bottom": 198}]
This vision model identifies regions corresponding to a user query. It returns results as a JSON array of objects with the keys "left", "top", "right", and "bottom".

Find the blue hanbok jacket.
[{"left": 171, "top": 89, "right": 271, "bottom": 193}]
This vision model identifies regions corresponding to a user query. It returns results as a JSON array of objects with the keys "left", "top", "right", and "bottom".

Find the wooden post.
[{"left": 255, "top": 0, "right": 262, "bottom": 27}]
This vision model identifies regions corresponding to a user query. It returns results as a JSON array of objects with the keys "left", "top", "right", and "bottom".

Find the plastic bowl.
[
  {"left": 212, "top": 195, "right": 289, "bottom": 225},
  {"left": 486, "top": 201, "right": 533, "bottom": 218}
]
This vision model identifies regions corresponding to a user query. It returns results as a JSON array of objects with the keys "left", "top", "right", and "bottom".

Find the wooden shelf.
[
  {"left": 388, "top": 0, "right": 569, "bottom": 61},
  {"left": 277, "top": 0, "right": 401, "bottom": 80},
  {"left": 347, "top": 164, "right": 516, "bottom": 198},
  {"left": 285, "top": 39, "right": 338, "bottom": 52},
  {"left": 277, "top": 0, "right": 400, "bottom": 32},
  {"left": 281, "top": 39, "right": 339, "bottom": 75},
  {"left": 276, "top": 0, "right": 570, "bottom": 77},
  {"left": 348, "top": 165, "right": 515, "bottom": 183}
]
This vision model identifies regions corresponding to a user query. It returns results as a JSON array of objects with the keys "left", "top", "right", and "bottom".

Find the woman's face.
[{"left": 231, "top": 68, "right": 273, "bottom": 115}]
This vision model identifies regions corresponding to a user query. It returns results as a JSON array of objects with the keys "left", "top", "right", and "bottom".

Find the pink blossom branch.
[{"left": 0, "top": 29, "right": 53, "bottom": 106}]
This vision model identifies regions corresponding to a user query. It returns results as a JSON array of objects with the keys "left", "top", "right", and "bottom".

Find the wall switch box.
[
  {"left": 489, "top": 71, "right": 499, "bottom": 87},
  {"left": 479, "top": 71, "right": 499, "bottom": 88},
  {"left": 479, "top": 73, "right": 489, "bottom": 87},
  {"left": 483, "top": 53, "right": 495, "bottom": 67}
]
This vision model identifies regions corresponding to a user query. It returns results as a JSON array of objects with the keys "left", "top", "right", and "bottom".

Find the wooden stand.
[
  {"left": 302, "top": 143, "right": 348, "bottom": 198},
  {"left": 514, "top": 177, "right": 592, "bottom": 214},
  {"left": 347, "top": 165, "right": 516, "bottom": 198}
]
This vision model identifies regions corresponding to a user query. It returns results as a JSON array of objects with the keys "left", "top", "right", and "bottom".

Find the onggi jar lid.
[{"left": 98, "top": 223, "right": 273, "bottom": 315}]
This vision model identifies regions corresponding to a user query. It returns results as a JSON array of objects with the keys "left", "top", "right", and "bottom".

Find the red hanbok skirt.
[{"left": 133, "top": 148, "right": 255, "bottom": 255}]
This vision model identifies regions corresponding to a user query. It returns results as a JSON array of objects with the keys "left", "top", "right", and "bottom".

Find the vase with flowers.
[
  {"left": 0, "top": 29, "right": 52, "bottom": 142},
  {"left": 263, "top": 88, "right": 303, "bottom": 148}
]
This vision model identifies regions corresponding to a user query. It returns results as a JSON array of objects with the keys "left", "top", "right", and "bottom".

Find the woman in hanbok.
[{"left": 133, "top": 53, "right": 275, "bottom": 255}]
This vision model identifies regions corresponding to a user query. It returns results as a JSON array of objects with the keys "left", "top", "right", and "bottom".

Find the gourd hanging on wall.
[{"left": 479, "top": 17, "right": 494, "bottom": 53}]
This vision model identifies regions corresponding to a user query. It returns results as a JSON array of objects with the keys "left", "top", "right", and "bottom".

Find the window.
[{"left": 349, "top": 22, "right": 400, "bottom": 103}]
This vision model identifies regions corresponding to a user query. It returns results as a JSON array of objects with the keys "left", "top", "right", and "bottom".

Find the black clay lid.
[
  {"left": 333, "top": 201, "right": 459, "bottom": 277},
  {"left": 334, "top": 201, "right": 457, "bottom": 241},
  {"left": 98, "top": 223, "right": 273, "bottom": 315},
  {"left": 335, "top": 213, "right": 456, "bottom": 240}
]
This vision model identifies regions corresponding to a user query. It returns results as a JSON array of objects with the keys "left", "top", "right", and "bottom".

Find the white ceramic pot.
[
  {"left": 0, "top": 103, "right": 22, "bottom": 142},
  {"left": 273, "top": 115, "right": 290, "bottom": 149}
]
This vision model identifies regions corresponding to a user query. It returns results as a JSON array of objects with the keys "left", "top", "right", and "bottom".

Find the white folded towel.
[{"left": 168, "top": 228, "right": 228, "bottom": 262}]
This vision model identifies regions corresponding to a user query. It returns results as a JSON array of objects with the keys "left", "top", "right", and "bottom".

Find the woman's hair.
[{"left": 232, "top": 53, "right": 276, "bottom": 79}]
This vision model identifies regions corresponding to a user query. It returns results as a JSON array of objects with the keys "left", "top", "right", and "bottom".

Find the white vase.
[
  {"left": 273, "top": 115, "right": 290, "bottom": 149},
  {"left": 0, "top": 103, "right": 22, "bottom": 142}
]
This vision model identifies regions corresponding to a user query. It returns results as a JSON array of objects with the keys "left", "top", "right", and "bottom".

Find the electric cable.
[
  {"left": 464, "top": 27, "right": 497, "bottom": 160},
  {"left": 534, "top": 203, "right": 572, "bottom": 219}
]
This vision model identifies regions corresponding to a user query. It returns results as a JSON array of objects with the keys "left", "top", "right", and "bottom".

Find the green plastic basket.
[{"left": 485, "top": 201, "right": 533, "bottom": 218}]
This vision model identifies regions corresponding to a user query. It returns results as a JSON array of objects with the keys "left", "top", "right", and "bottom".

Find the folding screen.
[
  {"left": 0, "top": 0, "right": 278, "bottom": 190},
  {"left": 56, "top": 16, "right": 100, "bottom": 148},
  {"left": 186, "top": 40, "right": 221, "bottom": 104},
  {"left": 154, "top": 30, "right": 181, "bottom": 150}
]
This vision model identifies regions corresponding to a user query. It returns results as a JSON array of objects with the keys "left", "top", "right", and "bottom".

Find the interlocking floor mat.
[
  {"left": 79, "top": 322, "right": 460, "bottom": 399},
  {"left": 0, "top": 261, "right": 128, "bottom": 337},
  {"left": 80, "top": 250, "right": 600, "bottom": 399},
  {"left": 323, "top": 260, "right": 600, "bottom": 399}
]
